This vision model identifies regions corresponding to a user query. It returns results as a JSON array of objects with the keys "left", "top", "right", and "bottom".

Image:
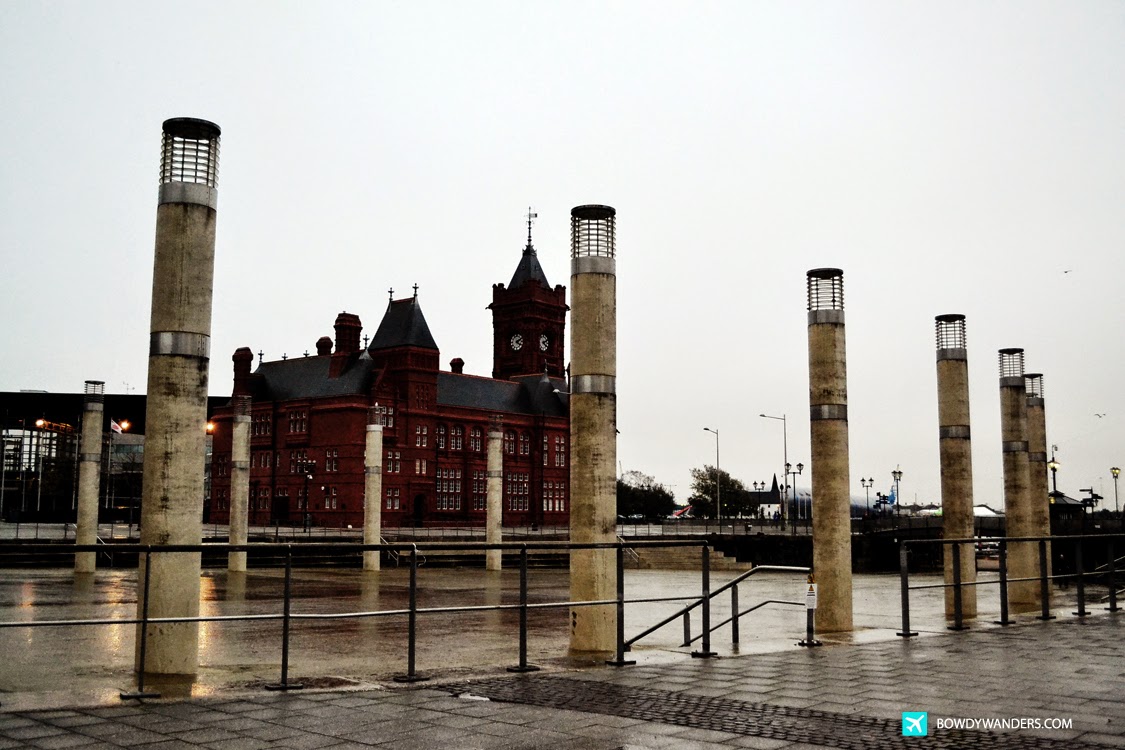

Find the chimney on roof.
[
  {"left": 316, "top": 336, "right": 333, "bottom": 356},
  {"left": 450, "top": 357, "right": 465, "bottom": 374},
  {"left": 334, "top": 312, "right": 362, "bottom": 353},
  {"left": 232, "top": 347, "right": 254, "bottom": 396}
]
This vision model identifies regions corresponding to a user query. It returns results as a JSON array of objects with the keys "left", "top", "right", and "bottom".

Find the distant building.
[{"left": 208, "top": 231, "right": 571, "bottom": 528}]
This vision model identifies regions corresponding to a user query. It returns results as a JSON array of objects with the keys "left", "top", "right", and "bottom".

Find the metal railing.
[
  {"left": 896, "top": 533, "right": 1124, "bottom": 637},
  {"left": 0, "top": 538, "right": 815, "bottom": 700}
]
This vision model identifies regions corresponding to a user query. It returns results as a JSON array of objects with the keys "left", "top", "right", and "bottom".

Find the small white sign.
[{"left": 805, "top": 583, "right": 818, "bottom": 610}]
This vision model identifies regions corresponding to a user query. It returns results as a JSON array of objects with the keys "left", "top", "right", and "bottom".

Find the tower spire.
[{"left": 525, "top": 206, "right": 537, "bottom": 256}]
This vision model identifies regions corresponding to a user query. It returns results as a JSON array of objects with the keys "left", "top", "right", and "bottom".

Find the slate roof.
[
  {"left": 437, "top": 372, "right": 567, "bottom": 417},
  {"left": 508, "top": 243, "right": 552, "bottom": 290},
  {"left": 368, "top": 297, "right": 438, "bottom": 351},
  {"left": 252, "top": 352, "right": 373, "bottom": 401}
]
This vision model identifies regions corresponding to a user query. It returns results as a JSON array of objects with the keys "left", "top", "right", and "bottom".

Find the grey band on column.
[
  {"left": 808, "top": 310, "right": 845, "bottom": 325},
  {"left": 487, "top": 470, "right": 502, "bottom": 479},
  {"left": 937, "top": 348, "right": 968, "bottom": 362},
  {"left": 80, "top": 453, "right": 102, "bottom": 463},
  {"left": 150, "top": 331, "right": 210, "bottom": 359},
  {"left": 231, "top": 460, "right": 250, "bottom": 470},
  {"left": 1028, "top": 452, "right": 1047, "bottom": 463},
  {"left": 366, "top": 424, "right": 384, "bottom": 432},
  {"left": 233, "top": 415, "right": 250, "bottom": 424},
  {"left": 83, "top": 402, "right": 104, "bottom": 412},
  {"left": 571, "top": 256, "right": 616, "bottom": 276},
  {"left": 159, "top": 182, "right": 218, "bottom": 209},
  {"left": 810, "top": 404, "right": 848, "bottom": 421},
  {"left": 1026, "top": 397, "right": 1044, "bottom": 407},
  {"left": 1002, "top": 441, "right": 1029, "bottom": 453},
  {"left": 939, "top": 425, "right": 971, "bottom": 439},
  {"left": 999, "top": 376, "right": 1025, "bottom": 388},
  {"left": 572, "top": 374, "right": 616, "bottom": 395},
  {"left": 365, "top": 466, "right": 382, "bottom": 475}
]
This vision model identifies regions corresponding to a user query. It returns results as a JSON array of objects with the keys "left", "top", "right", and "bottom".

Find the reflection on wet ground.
[{"left": 0, "top": 563, "right": 1086, "bottom": 711}]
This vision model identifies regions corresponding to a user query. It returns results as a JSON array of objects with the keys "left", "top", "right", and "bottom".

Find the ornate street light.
[
  {"left": 703, "top": 427, "right": 720, "bottom": 523},
  {"left": 861, "top": 477, "right": 874, "bottom": 514},
  {"left": 892, "top": 467, "right": 903, "bottom": 517},
  {"left": 1112, "top": 467, "right": 1120, "bottom": 514}
]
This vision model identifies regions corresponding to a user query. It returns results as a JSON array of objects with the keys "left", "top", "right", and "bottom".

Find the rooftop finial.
[
  {"left": 363, "top": 334, "right": 369, "bottom": 348},
  {"left": 525, "top": 206, "right": 538, "bottom": 255},
  {"left": 258, "top": 349, "right": 264, "bottom": 363},
  {"left": 413, "top": 283, "right": 419, "bottom": 299}
]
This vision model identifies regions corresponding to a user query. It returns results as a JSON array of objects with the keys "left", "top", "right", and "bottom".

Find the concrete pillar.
[
  {"left": 1025, "top": 373, "right": 1051, "bottom": 607},
  {"left": 569, "top": 204, "right": 617, "bottom": 658},
  {"left": 934, "top": 315, "right": 976, "bottom": 619},
  {"left": 75, "top": 380, "right": 105, "bottom": 574},
  {"left": 136, "top": 117, "right": 221, "bottom": 675},
  {"left": 806, "top": 268, "right": 852, "bottom": 633},
  {"left": 228, "top": 396, "right": 250, "bottom": 573},
  {"left": 999, "top": 348, "right": 1036, "bottom": 611},
  {"left": 486, "top": 416, "right": 503, "bottom": 571},
  {"left": 363, "top": 406, "right": 384, "bottom": 571}
]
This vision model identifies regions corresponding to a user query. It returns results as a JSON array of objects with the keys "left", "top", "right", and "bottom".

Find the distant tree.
[
  {"left": 688, "top": 465, "right": 758, "bottom": 519},
  {"left": 617, "top": 470, "right": 676, "bottom": 521}
]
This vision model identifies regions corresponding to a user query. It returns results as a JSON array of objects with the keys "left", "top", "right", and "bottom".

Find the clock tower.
[{"left": 490, "top": 212, "right": 568, "bottom": 381}]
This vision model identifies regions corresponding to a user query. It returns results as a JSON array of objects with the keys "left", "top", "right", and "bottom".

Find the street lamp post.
[
  {"left": 703, "top": 427, "right": 720, "bottom": 525},
  {"left": 759, "top": 414, "right": 788, "bottom": 530},
  {"left": 1112, "top": 467, "right": 1120, "bottom": 514},
  {"left": 785, "top": 462, "right": 804, "bottom": 535},
  {"left": 861, "top": 477, "right": 873, "bottom": 515},
  {"left": 302, "top": 460, "right": 316, "bottom": 532},
  {"left": 892, "top": 467, "right": 903, "bottom": 518}
]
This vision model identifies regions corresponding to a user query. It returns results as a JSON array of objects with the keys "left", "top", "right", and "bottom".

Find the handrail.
[
  {"left": 616, "top": 536, "right": 641, "bottom": 564},
  {"left": 625, "top": 564, "right": 809, "bottom": 649},
  {"left": 380, "top": 537, "right": 399, "bottom": 566}
]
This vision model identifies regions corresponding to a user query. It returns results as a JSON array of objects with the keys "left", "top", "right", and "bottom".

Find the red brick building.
[{"left": 209, "top": 237, "right": 570, "bottom": 528}]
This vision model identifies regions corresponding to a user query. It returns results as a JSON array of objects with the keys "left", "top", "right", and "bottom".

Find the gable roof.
[{"left": 368, "top": 297, "right": 438, "bottom": 351}]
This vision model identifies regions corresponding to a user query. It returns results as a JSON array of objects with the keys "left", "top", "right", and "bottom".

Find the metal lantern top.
[
  {"left": 998, "top": 348, "right": 1025, "bottom": 379},
  {"left": 806, "top": 268, "right": 844, "bottom": 311},
  {"left": 570, "top": 205, "right": 616, "bottom": 259},
  {"left": 935, "top": 314, "right": 967, "bottom": 350},
  {"left": 160, "top": 117, "right": 221, "bottom": 187},
  {"left": 1024, "top": 373, "right": 1044, "bottom": 399}
]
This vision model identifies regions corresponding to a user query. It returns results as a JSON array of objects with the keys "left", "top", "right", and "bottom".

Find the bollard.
[
  {"left": 1107, "top": 541, "right": 1119, "bottom": 613},
  {"left": 897, "top": 543, "right": 917, "bottom": 637},
  {"left": 266, "top": 547, "right": 303, "bottom": 690},
  {"left": 682, "top": 611, "right": 691, "bottom": 647},
  {"left": 394, "top": 546, "right": 429, "bottom": 682},
  {"left": 995, "top": 541, "right": 1011, "bottom": 625},
  {"left": 1037, "top": 540, "right": 1055, "bottom": 621},
  {"left": 1073, "top": 539, "right": 1088, "bottom": 617},
  {"left": 799, "top": 574, "right": 822, "bottom": 647},
  {"left": 509, "top": 546, "right": 542, "bottom": 672},
  {"left": 120, "top": 550, "right": 161, "bottom": 700},
  {"left": 949, "top": 542, "right": 967, "bottom": 630},
  {"left": 692, "top": 545, "right": 716, "bottom": 657},
  {"left": 606, "top": 545, "right": 635, "bottom": 666}
]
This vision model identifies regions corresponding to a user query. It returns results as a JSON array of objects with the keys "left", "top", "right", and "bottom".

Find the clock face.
[
  {"left": 510, "top": 333, "right": 523, "bottom": 351},
  {"left": 539, "top": 334, "right": 549, "bottom": 351}
]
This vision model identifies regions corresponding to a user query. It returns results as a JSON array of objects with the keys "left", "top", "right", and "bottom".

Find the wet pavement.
[{"left": 1, "top": 548, "right": 1121, "bottom": 748}]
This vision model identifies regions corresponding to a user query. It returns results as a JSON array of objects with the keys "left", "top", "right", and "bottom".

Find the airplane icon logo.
[{"left": 902, "top": 712, "right": 928, "bottom": 736}]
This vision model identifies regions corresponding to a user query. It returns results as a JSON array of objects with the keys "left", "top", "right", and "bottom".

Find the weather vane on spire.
[{"left": 526, "top": 206, "right": 538, "bottom": 251}]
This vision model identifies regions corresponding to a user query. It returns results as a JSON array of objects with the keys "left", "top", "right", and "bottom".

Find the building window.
[
  {"left": 436, "top": 424, "right": 447, "bottom": 450},
  {"left": 252, "top": 413, "right": 271, "bottom": 436},
  {"left": 385, "top": 488, "right": 401, "bottom": 510},
  {"left": 324, "top": 486, "right": 338, "bottom": 509},
  {"left": 554, "top": 435, "right": 567, "bottom": 467},
  {"left": 288, "top": 411, "right": 307, "bottom": 433},
  {"left": 375, "top": 404, "right": 395, "bottom": 427},
  {"left": 472, "top": 470, "right": 487, "bottom": 510},
  {"left": 325, "top": 448, "right": 339, "bottom": 472},
  {"left": 470, "top": 427, "right": 482, "bottom": 452},
  {"left": 542, "top": 481, "right": 567, "bottom": 512},
  {"left": 504, "top": 431, "right": 515, "bottom": 455},
  {"left": 451, "top": 425, "right": 464, "bottom": 451},
  {"left": 290, "top": 449, "right": 309, "bottom": 474},
  {"left": 415, "top": 458, "right": 428, "bottom": 476},
  {"left": 505, "top": 471, "right": 529, "bottom": 512},
  {"left": 519, "top": 432, "right": 530, "bottom": 456},
  {"left": 385, "top": 450, "right": 401, "bottom": 474},
  {"left": 543, "top": 434, "right": 549, "bottom": 466},
  {"left": 437, "top": 468, "right": 462, "bottom": 511},
  {"left": 415, "top": 424, "right": 428, "bottom": 447}
]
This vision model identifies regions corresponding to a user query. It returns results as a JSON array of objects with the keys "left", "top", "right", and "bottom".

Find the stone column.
[
  {"left": 364, "top": 406, "right": 384, "bottom": 571},
  {"left": 999, "top": 348, "right": 1036, "bottom": 611},
  {"left": 228, "top": 396, "right": 250, "bottom": 573},
  {"left": 137, "top": 117, "right": 221, "bottom": 675},
  {"left": 806, "top": 268, "right": 852, "bottom": 633},
  {"left": 935, "top": 315, "right": 976, "bottom": 619},
  {"left": 1025, "top": 373, "right": 1051, "bottom": 607},
  {"left": 569, "top": 204, "right": 617, "bottom": 657},
  {"left": 486, "top": 416, "right": 503, "bottom": 571},
  {"left": 75, "top": 380, "right": 105, "bottom": 574}
]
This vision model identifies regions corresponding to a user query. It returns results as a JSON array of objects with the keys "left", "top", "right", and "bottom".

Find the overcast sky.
[{"left": 2, "top": 2, "right": 1123, "bottom": 509}]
